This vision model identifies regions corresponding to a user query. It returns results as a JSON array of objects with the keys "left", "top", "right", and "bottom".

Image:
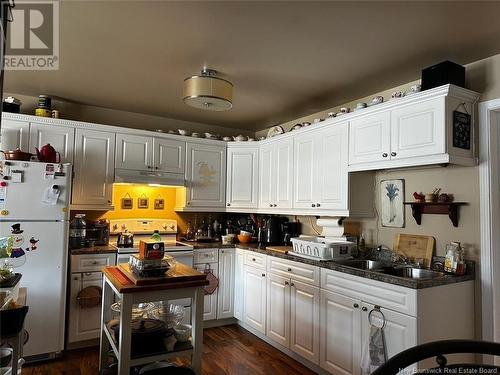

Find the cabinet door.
[
  {"left": 154, "top": 137, "right": 185, "bottom": 174},
  {"left": 361, "top": 303, "right": 417, "bottom": 363},
  {"left": 317, "top": 123, "right": 348, "bottom": 210},
  {"left": 67, "top": 272, "right": 103, "bottom": 343},
  {"left": 217, "top": 248, "right": 235, "bottom": 319},
  {"left": 349, "top": 111, "right": 391, "bottom": 165},
  {"left": 115, "top": 133, "right": 153, "bottom": 170},
  {"left": 29, "top": 122, "right": 75, "bottom": 163},
  {"left": 290, "top": 280, "right": 320, "bottom": 364},
  {"left": 0, "top": 119, "right": 29, "bottom": 153},
  {"left": 275, "top": 138, "right": 294, "bottom": 209},
  {"left": 259, "top": 143, "right": 274, "bottom": 209},
  {"left": 234, "top": 249, "right": 245, "bottom": 320},
  {"left": 266, "top": 273, "right": 290, "bottom": 348},
  {"left": 226, "top": 146, "right": 259, "bottom": 208},
  {"left": 320, "top": 290, "right": 362, "bottom": 375},
  {"left": 186, "top": 142, "right": 226, "bottom": 208},
  {"left": 294, "top": 133, "right": 319, "bottom": 209},
  {"left": 243, "top": 265, "right": 267, "bottom": 334},
  {"left": 193, "top": 263, "right": 218, "bottom": 321},
  {"left": 72, "top": 129, "right": 115, "bottom": 207},
  {"left": 391, "top": 97, "right": 445, "bottom": 160}
]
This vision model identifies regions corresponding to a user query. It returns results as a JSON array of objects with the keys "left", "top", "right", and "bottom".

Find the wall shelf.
[{"left": 403, "top": 202, "right": 467, "bottom": 227}]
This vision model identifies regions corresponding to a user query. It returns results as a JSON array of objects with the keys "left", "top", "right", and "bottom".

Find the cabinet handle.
[
  {"left": 252, "top": 258, "right": 256, "bottom": 261},
  {"left": 269, "top": 204, "right": 273, "bottom": 207},
  {"left": 107, "top": 200, "right": 111, "bottom": 204},
  {"left": 147, "top": 166, "right": 152, "bottom": 169},
  {"left": 92, "top": 261, "right": 98, "bottom": 265},
  {"left": 290, "top": 283, "right": 295, "bottom": 287},
  {"left": 391, "top": 152, "right": 397, "bottom": 157},
  {"left": 382, "top": 153, "right": 388, "bottom": 158},
  {"left": 287, "top": 268, "right": 292, "bottom": 272},
  {"left": 362, "top": 307, "right": 368, "bottom": 312},
  {"left": 227, "top": 203, "right": 231, "bottom": 206},
  {"left": 285, "top": 281, "right": 289, "bottom": 285},
  {"left": 273, "top": 204, "right": 277, "bottom": 207},
  {"left": 311, "top": 204, "right": 316, "bottom": 207},
  {"left": 155, "top": 166, "right": 159, "bottom": 169},
  {"left": 317, "top": 203, "right": 321, "bottom": 207},
  {"left": 353, "top": 303, "right": 359, "bottom": 309},
  {"left": 262, "top": 273, "right": 266, "bottom": 277},
  {"left": 221, "top": 250, "right": 224, "bottom": 254},
  {"left": 187, "top": 201, "right": 191, "bottom": 205}
]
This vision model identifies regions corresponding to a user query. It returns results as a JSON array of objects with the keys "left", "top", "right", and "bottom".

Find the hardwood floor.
[{"left": 21, "top": 325, "right": 318, "bottom": 375}]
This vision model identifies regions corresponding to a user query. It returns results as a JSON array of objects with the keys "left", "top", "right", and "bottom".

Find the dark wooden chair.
[{"left": 371, "top": 339, "right": 500, "bottom": 375}]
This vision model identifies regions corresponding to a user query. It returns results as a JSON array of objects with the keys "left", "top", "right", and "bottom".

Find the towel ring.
[{"left": 368, "top": 306, "right": 387, "bottom": 329}]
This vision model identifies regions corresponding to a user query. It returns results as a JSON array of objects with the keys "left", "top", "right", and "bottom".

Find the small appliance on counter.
[
  {"left": 85, "top": 219, "right": 110, "bottom": 246},
  {"left": 117, "top": 230, "right": 134, "bottom": 248},
  {"left": 282, "top": 221, "right": 300, "bottom": 246},
  {"left": 259, "top": 216, "right": 284, "bottom": 245}
]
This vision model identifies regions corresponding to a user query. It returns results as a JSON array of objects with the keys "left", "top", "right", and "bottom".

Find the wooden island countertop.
[{"left": 102, "top": 263, "right": 208, "bottom": 294}]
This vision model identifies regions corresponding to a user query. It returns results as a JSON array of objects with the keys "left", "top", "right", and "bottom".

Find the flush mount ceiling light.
[{"left": 183, "top": 68, "right": 233, "bottom": 111}]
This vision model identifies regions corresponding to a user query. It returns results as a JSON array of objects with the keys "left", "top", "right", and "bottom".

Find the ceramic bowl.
[
  {"left": 410, "top": 84, "right": 422, "bottom": 93},
  {"left": 372, "top": 96, "right": 384, "bottom": 104},
  {"left": 327, "top": 112, "right": 336, "bottom": 118},
  {"left": 258, "top": 136, "right": 266, "bottom": 141},
  {"left": 191, "top": 132, "right": 200, "bottom": 138},
  {"left": 237, "top": 234, "right": 252, "bottom": 243},
  {"left": 313, "top": 118, "right": 323, "bottom": 123},
  {"left": 174, "top": 324, "right": 192, "bottom": 343},
  {"left": 222, "top": 136, "right": 232, "bottom": 142},
  {"left": 391, "top": 91, "right": 405, "bottom": 99},
  {"left": 240, "top": 230, "right": 253, "bottom": 237},
  {"left": 302, "top": 122, "right": 311, "bottom": 127},
  {"left": 340, "top": 107, "right": 350, "bottom": 114},
  {"left": 356, "top": 102, "right": 367, "bottom": 109},
  {"left": 291, "top": 124, "right": 302, "bottom": 131},
  {"left": 233, "top": 135, "right": 247, "bottom": 142}
]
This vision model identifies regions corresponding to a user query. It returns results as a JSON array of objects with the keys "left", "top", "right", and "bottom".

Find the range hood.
[{"left": 114, "top": 168, "right": 185, "bottom": 186}]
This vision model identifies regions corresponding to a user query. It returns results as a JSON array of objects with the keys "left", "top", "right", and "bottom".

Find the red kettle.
[{"left": 35, "top": 144, "right": 60, "bottom": 163}]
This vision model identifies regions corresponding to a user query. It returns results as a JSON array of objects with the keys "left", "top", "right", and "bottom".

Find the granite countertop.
[
  {"left": 70, "top": 244, "right": 118, "bottom": 255},
  {"left": 189, "top": 241, "right": 474, "bottom": 289}
]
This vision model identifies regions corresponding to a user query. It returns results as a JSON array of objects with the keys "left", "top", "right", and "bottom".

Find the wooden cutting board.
[
  {"left": 266, "top": 246, "right": 292, "bottom": 254},
  {"left": 117, "top": 263, "right": 207, "bottom": 286},
  {"left": 393, "top": 234, "right": 435, "bottom": 267}
]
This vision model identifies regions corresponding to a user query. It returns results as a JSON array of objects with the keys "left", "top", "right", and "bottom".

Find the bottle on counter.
[
  {"left": 151, "top": 230, "right": 162, "bottom": 242},
  {"left": 455, "top": 242, "right": 466, "bottom": 276},
  {"left": 444, "top": 241, "right": 462, "bottom": 274},
  {"left": 69, "top": 214, "right": 86, "bottom": 249}
]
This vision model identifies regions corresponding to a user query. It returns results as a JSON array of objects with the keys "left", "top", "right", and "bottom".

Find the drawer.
[
  {"left": 267, "top": 257, "right": 320, "bottom": 286},
  {"left": 320, "top": 268, "right": 417, "bottom": 316},
  {"left": 194, "top": 248, "right": 219, "bottom": 264},
  {"left": 71, "top": 253, "right": 116, "bottom": 273},
  {"left": 243, "top": 251, "right": 266, "bottom": 270}
]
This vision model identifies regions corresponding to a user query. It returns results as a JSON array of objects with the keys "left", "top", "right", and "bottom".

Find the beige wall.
[{"left": 4, "top": 93, "right": 254, "bottom": 138}]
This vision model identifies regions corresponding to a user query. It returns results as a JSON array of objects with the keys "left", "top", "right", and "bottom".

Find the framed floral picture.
[
  {"left": 381, "top": 179, "right": 405, "bottom": 228},
  {"left": 138, "top": 194, "right": 149, "bottom": 209}
]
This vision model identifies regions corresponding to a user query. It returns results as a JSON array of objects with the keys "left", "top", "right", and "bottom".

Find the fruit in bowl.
[{"left": 237, "top": 234, "right": 252, "bottom": 243}]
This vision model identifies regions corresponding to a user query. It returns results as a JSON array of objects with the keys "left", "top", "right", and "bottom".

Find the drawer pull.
[
  {"left": 391, "top": 152, "right": 397, "bottom": 157},
  {"left": 285, "top": 281, "right": 289, "bottom": 285},
  {"left": 362, "top": 306, "right": 368, "bottom": 312},
  {"left": 92, "top": 261, "right": 98, "bottom": 265},
  {"left": 252, "top": 258, "right": 256, "bottom": 262},
  {"left": 353, "top": 303, "right": 359, "bottom": 309},
  {"left": 382, "top": 153, "right": 388, "bottom": 158},
  {"left": 262, "top": 273, "right": 265, "bottom": 277},
  {"left": 290, "top": 283, "right": 295, "bottom": 287},
  {"left": 287, "top": 268, "right": 292, "bottom": 272}
]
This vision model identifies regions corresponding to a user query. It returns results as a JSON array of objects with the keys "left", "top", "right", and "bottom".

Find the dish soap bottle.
[
  {"left": 444, "top": 242, "right": 460, "bottom": 273},
  {"left": 455, "top": 242, "right": 466, "bottom": 276}
]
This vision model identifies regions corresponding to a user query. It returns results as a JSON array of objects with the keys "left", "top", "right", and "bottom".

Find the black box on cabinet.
[{"left": 421, "top": 61, "right": 465, "bottom": 90}]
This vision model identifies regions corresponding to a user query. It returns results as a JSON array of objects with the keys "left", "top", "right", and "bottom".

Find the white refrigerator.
[{"left": 0, "top": 161, "right": 72, "bottom": 359}]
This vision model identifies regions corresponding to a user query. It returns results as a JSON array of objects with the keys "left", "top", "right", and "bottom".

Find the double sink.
[{"left": 332, "top": 259, "right": 445, "bottom": 280}]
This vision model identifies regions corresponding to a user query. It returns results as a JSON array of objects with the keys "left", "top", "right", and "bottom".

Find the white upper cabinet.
[
  {"left": 29, "top": 122, "right": 75, "bottom": 163},
  {"left": 115, "top": 134, "right": 153, "bottom": 170},
  {"left": 72, "top": 128, "right": 115, "bottom": 208},
  {"left": 184, "top": 142, "right": 226, "bottom": 208},
  {"left": 259, "top": 138, "right": 294, "bottom": 210},
  {"left": 293, "top": 123, "right": 349, "bottom": 213},
  {"left": 348, "top": 86, "right": 480, "bottom": 171},
  {"left": 226, "top": 145, "right": 259, "bottom": 209},
  {"left": 153, "top": 137, "right": 185, "bottom": 174},
  {"left": 317, "top": 124, "right": 348, "bottom": 211},
  {"left": 293, "top": 132, "right": 318, "bottom": 209},
  {"left": 349, "top": 111, "right": 391, "bottom": 165},
  {"left": 0, "top": 119, "right": 30, "bottom": 153},
  {"left": 390, "top": 97, "right": 445, "bottom": 160}
]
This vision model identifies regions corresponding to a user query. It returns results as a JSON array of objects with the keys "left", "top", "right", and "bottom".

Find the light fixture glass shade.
[{"left": 183, "top": 71, "right": 233, "bottom": 111}]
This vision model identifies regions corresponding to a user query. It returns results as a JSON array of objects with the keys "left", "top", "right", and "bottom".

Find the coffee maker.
[
  {"left": 282, "top": 222, "right": 300, "bottom": 246},
  {"left": 260, "top": 216, "right": 283, "bottom": 245}
]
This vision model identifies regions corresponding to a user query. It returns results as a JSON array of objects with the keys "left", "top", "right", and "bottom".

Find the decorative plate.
[{"left": 267, "top": 125, "right": 284, "bottom": 138}]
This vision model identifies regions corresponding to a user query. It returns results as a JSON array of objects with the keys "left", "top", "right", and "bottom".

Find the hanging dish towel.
[{"left": 361, "top": 308, "right": 387, "bottom": 374}]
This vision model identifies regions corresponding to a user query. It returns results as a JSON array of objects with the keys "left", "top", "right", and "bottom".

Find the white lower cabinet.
[
  {"left": 243, "top": 264, "right": 267, "bottom": 334},
  {"left": 193, "top": 262, "right": 218, "bottom": 321},
  {"left": 320, "top": 290, "right": 362, "bottom": 375},
  {"left": 233, "top": 249, "right": 245, "bottom": 320},
  {"left": 217, "top": 248, "right": 235, "bottom": 319},
  {"left": 266, "top": 273, "right": 290, "bottom": 347}
]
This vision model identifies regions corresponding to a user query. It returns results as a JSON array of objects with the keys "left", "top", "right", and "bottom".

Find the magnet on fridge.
[
  {"left": 44, "top": 164, "right": 55, "bottom": 180},
  {"left": 11, "top": 170, "right": 23, "bottom": 183}
]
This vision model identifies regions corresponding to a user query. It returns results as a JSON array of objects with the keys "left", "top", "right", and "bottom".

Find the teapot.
[{"left": 35, "top": 144, "right": 60, "bottom": 163}]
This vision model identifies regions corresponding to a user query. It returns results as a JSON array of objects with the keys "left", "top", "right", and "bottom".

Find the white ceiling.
[{"left": 5, "top": 0, "right": 500, "bottom": 131}]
